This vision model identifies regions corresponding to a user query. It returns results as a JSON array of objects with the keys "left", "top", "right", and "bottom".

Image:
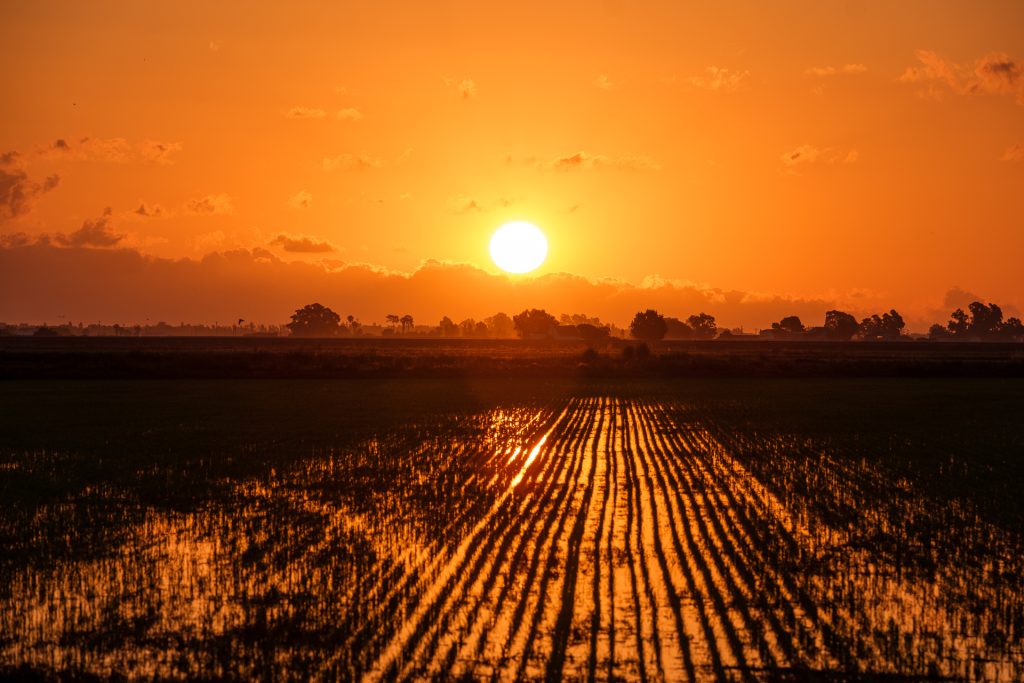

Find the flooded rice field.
[{"left": 1, "top": 381, "right": 1023, "bottom": 681}]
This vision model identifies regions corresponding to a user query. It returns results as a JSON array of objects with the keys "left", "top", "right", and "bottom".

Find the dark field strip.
[
  {"left": 4, "top": 336, "right": 1024, "bottom": 378},
  {"left": 2, "top": 385, "right": 1024, "bottom": 681}
]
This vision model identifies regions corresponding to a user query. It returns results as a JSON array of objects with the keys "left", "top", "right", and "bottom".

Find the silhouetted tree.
[
  {"left": 947, "top": 308, "right": 970, "bottom": 336},
  {"left": 385, "top": 313, "right": 400, "bottom": 331},
  {"left": 459, "top": 318, "right": 478, "bottom": 337},
  {"left": 513, "top": 308, "right": 558, "bottom": 338},
  {"left": 438, "top": 316, "right": 458, "bottom": 337},
  {"left": 944, "top": 301, "right": 1022, "bottom": 340},
  {"left": 664, "top": 317, "right": 693, "bottom": 339},
  {"left": 346, "top": 314, "right": 362, "bottom": 335},
  {"left": 858, "top": 309, "right": 905, "bottom": 340},
  {"left": 629, "top": 309, "right": 668, "bottom": 341},
  {"left": 968, "top": 302, "right": 1003, "bottom": 337},
  {"left": 577, "top": 323, "right": 611, "bottom": 345},
  {"left": 474, "top": 321, "right": 489, "bottom": 337},
  {"left": 485, "top": 312, "right": 515, "bottom": 338},
  {"left": 824, "top": 310, "right": 859, "bottom": 341},
  {"left": 929, "top": 323, "right": 951, "bottom": 340},
  {"left": 560, "top": 313, "right": 603, "bottom": 327},
  {"left": 399, "top": 314, "right": 414, "bottom": 334},
  {"left": 286, "top": 303, "right": 341, "bottom": 337},
  {"left": 687, "top": 313, "right": 717, "bottom": 339},
  {"left": 1003, "top": 317, "right": 1024, "bottom": 341},
  {"left": 772, "top": 315, "right": 805, "bottom": 335}
]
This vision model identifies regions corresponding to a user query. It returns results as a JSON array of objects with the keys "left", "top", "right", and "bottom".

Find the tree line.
[{"left": 284, "top": 301, "right": 1024, "bottom": 342}]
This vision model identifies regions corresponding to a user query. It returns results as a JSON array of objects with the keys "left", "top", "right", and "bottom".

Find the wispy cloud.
[
  {"left": 900, "top": 50, "right": 1024, "bottom": 104},
  {"left": 185, "top": 194, "right": 234, "bottom": 215},
  {"left": 1002, "top": 144, "right": 1024, "bottom": 162},
  {"left": 0, "top": 151, "right": 59, "bottom": 222},
  {"left": 780, "top": 144, "right": 858, "bottom": 173},
  {"left": 525, "top": 151, "right": 661, "bottom": 172},
  {"left": 804, "top": 64, "right": 868, "bottom": 77},
  {"left": 270, "top": 232, "right": 336, "bottom": 253},
  {"left": 335, "top": 107, "right": 364, "bottom": 121},
  {"left": 683, "top": 66, "right": 749, "bottom": 92},
  {"left": 43, "top": 137, "right": 182, "bottom": 164},
  {"left": 286, "top": 107, "right": 327, "bottom": 119},
  {"left": 449, "top": 194, "right": 517, "bottom": 213},
  {"left": 56, "top": 207, "right": 124, "bottom": 248},
  {"left": 322, "top": 154, "right": 381, "bottom": 171},
  {"left": 593, "top": 74, "right": 616, "bottom": 90},
  {"left": 442, "top": 75, "right": 477, "bottom": 99},
  {"left": 133, "top": 202, "right": 167, "bottom": 218},
  {"left": 288, "top": 190, "right": 312, "bottom": 210}
]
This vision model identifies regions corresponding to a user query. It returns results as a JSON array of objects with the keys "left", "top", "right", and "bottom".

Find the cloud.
[
  {"left": 803, "top": 64, "right": 868, "bottom": 77},
  {"left": 594, "top": 74, "right": 616, "bottom": 90},
  {"left": 1001, "top": 144, "right": 1024, "bottom": 162},
  {"left": 55, "top": 207, "right": 124, "bottom": 248},
  {"left": 335, "top": 107, "right": 364, "bottom": 121},
  {"left": 780, "top": 144, "right": 858, "bottom": 172},
  {"left": 943, "top": 286, "right": 985, "bottom": 311},
  {"left": 286, "top": 107, "right": 327, "bottom": 119},
  {"left": 288, "top": 190, "right": 313, "bottom": 210},
  {"left": 192, "top": 231, "right": 226, "bottom": 253},
  {"left": 900, "top": 50, "right": 1024, "bottom": 104},
  {"left": 0, "top": 241, "right": 894, "bottom": 330},
  {"left": 442, "top": 76, "right": 477, "bottom": 99},
  {"left": 525, "top": 151, "right": 661, "bottom": 172},
  {"left": 270, "top": 233, "right": 336, "bottom": 253},
  {"left": 322, "top": 154, "right": 381, "bottom": 171},
  {"left": 449, "top": 194, "right": 517, "bottom": 213},
  {"left": 685, "top": 66, "right": 749, "bottom": 92},
  {"left": 0, "top": 152, "right": 60, "bottom": 222},
  {"left": 44, "top": 137, "right": 182, "bottom": 164},
  {"left": 185, "top": 194, "right": 234, "bottom": 215},
  {"left": 134, "top": 202, "right": 167, "bottom": 218},
  {"left": 395, "top": 148, "right": 415, "bottom": 166}
]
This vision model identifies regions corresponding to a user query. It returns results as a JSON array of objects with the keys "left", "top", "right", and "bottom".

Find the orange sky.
[{"left": 2, "top": 1, "right": 1022, "bottom": 329}]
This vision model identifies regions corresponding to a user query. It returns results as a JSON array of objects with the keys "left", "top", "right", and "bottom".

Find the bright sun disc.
[{"left": 490, "top": 221, "right": 548, "bottom": 274}]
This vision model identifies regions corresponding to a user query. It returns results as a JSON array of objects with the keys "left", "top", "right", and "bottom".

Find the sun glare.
[{"left": 489, "top": 222, "right": 548, "bottom": 274}]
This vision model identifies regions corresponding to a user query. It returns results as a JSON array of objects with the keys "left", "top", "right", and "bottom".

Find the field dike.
[{"left": 2, "top": 397, "right": 1023, "bottom": 681}]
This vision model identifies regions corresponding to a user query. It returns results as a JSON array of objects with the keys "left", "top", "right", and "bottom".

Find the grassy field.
[{"left": 1, "top": 378, "right": 1023, "bottom": 680}]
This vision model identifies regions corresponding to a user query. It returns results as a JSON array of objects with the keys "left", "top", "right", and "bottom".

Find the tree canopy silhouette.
[
  {"left": 772, "top": 315, "right": 805, "bottom": 335},
  {"left": 438, "top": 316, "right": 458, "bottom": 337},
  {"left": 664, "top": 317, "right": 693, "bottom": 339},
  {"left": 824, "top": 310, "right": 858, "bottom": 340},
  {"left": 687, "top": 313, "right": 717, "bottom": 339},
  {"left": 936, "top": 301, "right": 1023, "bottom": 340},
  {"left": 286, "top": 303, "right": 341, "bottom": 337},
  {"left": 629, "top": 309, "right": 668, "bottom": 341},
  {"left": 513, "top": 308, "right": 558, "bottom": 338},
  {"left": 858, "top": 309, "right": 905, "bottom": 340}
]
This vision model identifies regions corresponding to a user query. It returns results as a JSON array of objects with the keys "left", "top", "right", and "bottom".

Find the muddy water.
[{"left": 2, "top": 398, "right": 1022, "bottom": 681}]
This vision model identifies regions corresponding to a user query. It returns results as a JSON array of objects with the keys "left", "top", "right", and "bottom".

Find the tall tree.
[
  {"left": 629, "top": 309, "right": 668, "bottom": 341},
  {"left": 485, "top": 312, "right": 515, "bottom": 338},
  {"left": 823, "top": 310, "right": 858, "bottom": 341},
  {"left": 687, "top": 313, "right": 717, "bottom": 339},
  {"left": 513, "top": 309, "right": 558, "bottom": 338},
  {"left": 772, "top": 315, "right": 805, "bottom": 335},
  {"left": 286, "top": 303, "right": 342, "bottom": 337},
  {"left": 399, "top": 314, "right": 414, "bottom": 334},
  {"left": 859, "top": 309, "right": 905, "bottom": 340},
  {"left": 438, "top": 316, "right": 458, "bottom": 337}
]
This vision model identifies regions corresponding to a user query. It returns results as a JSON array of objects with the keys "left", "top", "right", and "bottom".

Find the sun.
[{"left": 489, "top": 221, "right": 548, "bottom": 274}]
